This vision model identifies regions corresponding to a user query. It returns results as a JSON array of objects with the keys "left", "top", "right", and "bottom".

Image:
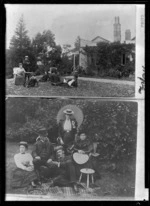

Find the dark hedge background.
[{"left": 6, "top": 98, "right": 137, "bottom": 164}]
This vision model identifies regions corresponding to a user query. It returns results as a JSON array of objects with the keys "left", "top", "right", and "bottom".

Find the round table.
[{"left": 79, "top": 168, "right": 95, "bottom": 188}]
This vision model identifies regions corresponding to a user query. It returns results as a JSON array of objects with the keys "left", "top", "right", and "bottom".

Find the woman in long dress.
[
  {"left": 73, "top": 133, "right": 101, "bottom": 180},
  {"left": 11, "top": 141, "right": 39, "bottom": 188}
]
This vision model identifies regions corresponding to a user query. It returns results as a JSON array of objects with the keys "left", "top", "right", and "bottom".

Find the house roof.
[
  {"left": 91, "top": 36, "right": 110, "bottom": 43},
  {"left": 131, "top": 37, "right": 135, "bottom": 41}
]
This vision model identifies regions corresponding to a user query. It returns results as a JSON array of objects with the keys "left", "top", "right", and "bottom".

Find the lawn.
[
  {"left": 6, "top": 78, "right": 135, "bottom": 97},
  {"left": 6, "top": 141, "right": 135, "bottom": 200}
]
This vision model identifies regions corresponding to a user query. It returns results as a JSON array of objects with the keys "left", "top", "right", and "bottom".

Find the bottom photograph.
[{"left": 5, "top": 98, "right": 137, "bottom": 200}]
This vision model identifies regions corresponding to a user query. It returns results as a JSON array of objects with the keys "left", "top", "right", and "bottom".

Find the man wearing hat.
[
  {"left": 58, "top": 109, "right": 78, "bottom": 150},
  {"left": 32, "top": 127, "right": 78, "bottom": 190},
  {"left": 23, "top": 56, "right": 31, "bottom": 86},
  {"left": 32, "top": 127, "right": 60, "bottom": 180}
]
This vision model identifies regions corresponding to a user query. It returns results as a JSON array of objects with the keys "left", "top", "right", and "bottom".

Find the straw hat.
[{"left": 63, "top": 109, "right": 74, "bottom": 115}]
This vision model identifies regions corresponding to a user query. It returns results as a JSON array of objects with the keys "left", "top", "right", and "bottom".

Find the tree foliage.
[
  {"left": 6, "top": 98, "right": 137, "bottom": 163},
  {"left": 84, "top": 42, "right": 135, "bottom": 78},
  {"left": 6, "top": 15, "right": 38, "bottom": 76},
  {"left": 9, "top": 15, "right": 31, "bottom": 64},
  {"left": 32, "top": 30, "right": 62, "bottom": 70}
]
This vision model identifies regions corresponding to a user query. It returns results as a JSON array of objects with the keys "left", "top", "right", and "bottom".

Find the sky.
[{"left": 5, "top": 4, "right": 136, "bottom": 49}]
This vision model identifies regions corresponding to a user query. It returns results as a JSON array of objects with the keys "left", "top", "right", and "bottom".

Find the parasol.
[{"left": 56, "top": 104, "right": 84, "bottom": 128}]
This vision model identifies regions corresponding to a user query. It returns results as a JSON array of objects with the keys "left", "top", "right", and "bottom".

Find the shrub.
[{"left": 6, "top": 99, "right": 137, "bottom": 165}]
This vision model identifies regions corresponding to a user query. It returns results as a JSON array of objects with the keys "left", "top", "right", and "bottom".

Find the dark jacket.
[
  {"left": 58, "top": 118, "right": 78, "bottom": 138},
  {"left": 32, "top": 136, "right": 54, "bottom": 161},
  {"left": 23, "top": 59, "right": 31, "bottom": 72},
  {"left": 74, "top": 138, "right": 93, "bottom": 154}
]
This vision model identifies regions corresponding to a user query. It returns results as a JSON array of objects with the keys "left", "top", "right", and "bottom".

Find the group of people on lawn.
[
  {"left": 13, "top": 56, "right": 78, "bottom": 88},
  {"left": 11, "top": 109, "right": 100, "bottom": 192}
]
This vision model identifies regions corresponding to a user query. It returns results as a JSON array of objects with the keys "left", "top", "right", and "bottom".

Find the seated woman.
[
  {"left": 13, "top": 63, "right": 25, "bottom": 86},
  {"left": 11, "top": 141, "right": 40, "bottom": 188},
  {"left": 72, "top": 133, "right": 100, "bottom": 180}
]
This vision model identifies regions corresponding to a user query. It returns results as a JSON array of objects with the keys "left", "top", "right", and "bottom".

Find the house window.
[{"left": 121, "top": 53, "right": 126, "bottom": 65}]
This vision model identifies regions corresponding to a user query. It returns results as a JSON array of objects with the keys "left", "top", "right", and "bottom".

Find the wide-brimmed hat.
[
  {"left": 57, "top": 104, "right": 84, "bottom": 128},
  {"left": 19, "top": 141, "right": 28, "bottom": 149},
  {"left": 63, "top": 109, "right": 74, "bottom": 115}
]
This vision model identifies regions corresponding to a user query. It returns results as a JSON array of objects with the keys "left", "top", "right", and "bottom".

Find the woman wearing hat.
[
  {"left": 11, "top": 141, "right": 39, "bottom": 188},
  {"left": 58, "top": 109, "right": 78, "bottom": 150}
]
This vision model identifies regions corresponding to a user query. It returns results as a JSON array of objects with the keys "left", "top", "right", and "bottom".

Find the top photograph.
[{"left": 5, "top": 4, "right": 138, "bottom": 97}]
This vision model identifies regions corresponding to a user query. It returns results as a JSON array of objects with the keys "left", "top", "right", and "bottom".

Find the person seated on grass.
[
  {"left": 51, "top": 143, "right": 79, "bottom": 192},
  {"left": 32, "top": 128, "right": 78, "bottom": 191},
  {"left": 39, "top": 71, "right": 50, "bottom": 82},
  {"left": 51, "top": 74, "right": 78, "bottom": 88},
  {"left": 13, "top": 63, "right": 26, "bottom": 86},
  {"left": 50, "top": 70, "right": 61, "bottom": 84},
  {"left": 67, "top": 74, "right": 78, "bottom": 88},
  {"left": 11, "top": 141, "right": 40, "bottom": 189},
  {"left": 26, "top": 73, "right": 39, "bottom": 88},
  {"left": 32, "top": 128, "right": 63, "bottom": 182}
]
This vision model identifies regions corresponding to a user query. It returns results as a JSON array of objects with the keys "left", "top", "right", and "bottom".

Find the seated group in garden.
[
  {"left": 11, "top": 109, "right": 100, "bottom": 192},
  {"left": 13, "top": 58, "right": 78, "bottom": 88}
]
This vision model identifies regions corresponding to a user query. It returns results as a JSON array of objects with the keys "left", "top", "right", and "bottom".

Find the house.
[
  {"left": 124, "top": 36, "right": 136, "bottom": 44},
  {"left": 78, "top": 36, "right": 111, "bottom": 70},
  {"left": 92, "top": 36, "right": 110, "bottom": 44}
]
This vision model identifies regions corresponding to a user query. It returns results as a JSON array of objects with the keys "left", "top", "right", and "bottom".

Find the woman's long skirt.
[{"left": 11, "top": 168, "right": 38, "bottom": 188}]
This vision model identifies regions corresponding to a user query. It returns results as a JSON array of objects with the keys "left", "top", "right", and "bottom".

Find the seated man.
[
  {"left": 51, "top": 74, "right": 78, "bottom": 88},
  {"left": 67, "top": 75, "right": 78, "bottom": 88},
  {"left": 26, "top": 73, "right": 39, "bottom": 88},
  {"left": 32, "top": 128, "right": 78, "bottom": 191},
  {"left": 39, "top": 72, "right": 50, "bottom": 82},
  {"left": 50, "top": 72, "right": 61, "bottom": 84},
  {"left": 32, "top": 128, "right": 60, "bottom": 181},
  {"left": 52, "top": 144, "right": 78, "bottom": 191}
]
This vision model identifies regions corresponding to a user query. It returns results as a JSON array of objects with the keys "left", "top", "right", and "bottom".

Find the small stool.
[{"left": 79, "top": 168, "right": 95, "bottom": 188}]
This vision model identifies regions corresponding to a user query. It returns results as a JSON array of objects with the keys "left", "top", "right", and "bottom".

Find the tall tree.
[{"left": 9, "top": 15, "right": 31, "bottom": 65}]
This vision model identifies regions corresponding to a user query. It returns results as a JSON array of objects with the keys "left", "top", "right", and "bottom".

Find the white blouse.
[
  {"left": 63, "top": 119, "right": 72, "bottom": 131},
  {"left": 14, "top": 153, "right": 33, "bottom": 170}
]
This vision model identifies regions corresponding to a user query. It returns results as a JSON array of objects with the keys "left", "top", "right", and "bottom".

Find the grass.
[
  {"left": 6, "top": 141, "right": 135, "bottom": 199},
  {"left": 6, "top": 78, "right": 135, "bottom": 97}
]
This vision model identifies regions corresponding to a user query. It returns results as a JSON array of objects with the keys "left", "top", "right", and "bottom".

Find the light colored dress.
[{"left": 13, "top": 67, "right": 25, "bottom": 85}]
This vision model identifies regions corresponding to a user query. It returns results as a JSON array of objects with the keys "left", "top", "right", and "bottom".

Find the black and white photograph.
[
  {"left": 5, "top": 4, "right": 136, "bottom": 97},
  {"left": 4, "top": 3, "right": 147, "bottom": 202},
  {"left": 6, "top": 98, "right": 138, "bottom": 200}
]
